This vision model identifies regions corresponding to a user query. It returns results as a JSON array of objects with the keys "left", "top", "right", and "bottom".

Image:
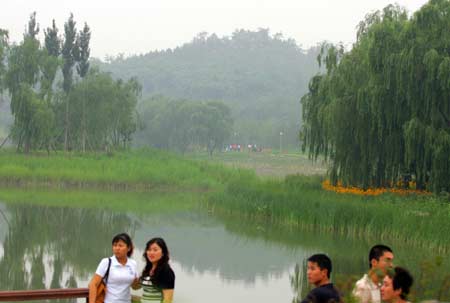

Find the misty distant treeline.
[
  {"left": 94, "top": 29, "right": 320, "bottom": 148},
  {"left": 301, "top": 0, "right": 450, "bottom": 192},
  {"left": 134, "top": 96, "right": 233, "bottom": 155}
]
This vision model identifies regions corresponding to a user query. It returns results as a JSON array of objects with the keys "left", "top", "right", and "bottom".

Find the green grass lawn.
[{"left": 0, "top": 149, "right": 255, "bottom": 191}]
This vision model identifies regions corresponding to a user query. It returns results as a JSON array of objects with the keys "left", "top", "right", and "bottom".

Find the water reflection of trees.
[
  {"left": 0, "top": 204, "right": 136, "bottom": 293},
  {"left": 1, "top": 203, "right": 448, "bottom": 301},
  {"left": 213, "top": 213, "right": 450, "bottom": 301},
  {"left": 290, "top": 263, "right": 307, "bottom": 303}
]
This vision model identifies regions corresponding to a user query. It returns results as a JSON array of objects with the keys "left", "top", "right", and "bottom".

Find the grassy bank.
[
  {"left": 0, "top": 149, "right": 254, "bottom": 191},
  {"left": 0, "top": 187, "right": 207, "bottom": 213},
  {"left": 207, "top": 174, "right": 450, "bottom": 252},
  {"left": 0, "top": 149, "right": 448, "bottom": 251}
]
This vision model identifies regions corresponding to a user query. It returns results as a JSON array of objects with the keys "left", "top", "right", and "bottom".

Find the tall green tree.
[
  {"left": 25, "top": 12, "right": 39, "bottom": 40},
  {"left": 62, "top": 13, "right": 77, "bottom": 151},
  {"left": 74, "top": 22, "right": 91, "bottom": 152},
  {"left": 42, "top": 20, "right": 61, "bottom": 103},
  {"left": 193, "top": 101, "right": 233, "bottom": 156},
  {"left": 74, "top": 23, "right": 90, "bottom": 78},
  {"left": 44, "top": 19, "right": 60, "bottom": 57}
]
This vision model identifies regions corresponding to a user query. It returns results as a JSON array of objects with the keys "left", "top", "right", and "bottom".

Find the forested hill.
[{"left": 94, "top": 29, "right": 320, "bottom": 148}]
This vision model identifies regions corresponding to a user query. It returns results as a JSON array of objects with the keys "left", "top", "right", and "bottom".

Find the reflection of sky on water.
[
  {"left": 133, "top": 212, "right": 313, "bottom": 285},
  {"left": 131, "top": 212, "right": 313, "bottom": 303},
  {"left": 168, "top": 261, "right": 295, "bottom": 303}
]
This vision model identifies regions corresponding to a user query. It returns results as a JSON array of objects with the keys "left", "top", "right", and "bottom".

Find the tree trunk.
[
  {"left": 82, "top": 98, "right": 86, "bottom": 153},
  {"left": 64, "top": 99, "right": 69, "bottom": 151},
  {"left": 0, "top": 133, "right": 10, "bottom": 149}
]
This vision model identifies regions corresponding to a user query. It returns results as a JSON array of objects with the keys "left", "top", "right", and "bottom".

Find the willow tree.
[
  {"left": 301, "top": 0, "right": 450, "bottom": 192},
  {"left": 400, "top": 0, "right": 450, "bottom": 192},
  {"left": 5, "top": 13, "right": 56, "bottom": 153},
  {"left": 0, "top": 29, "right": 8, "bottom": 91}
]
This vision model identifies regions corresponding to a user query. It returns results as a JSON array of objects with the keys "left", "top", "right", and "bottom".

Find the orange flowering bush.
[{"left": 322, "top": 180, "right": 430, "bottom": 196}]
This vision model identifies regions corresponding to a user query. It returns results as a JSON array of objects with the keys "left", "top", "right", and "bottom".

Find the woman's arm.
[
  {"left": 131, "top": 277, "right": 141, "bottom": 290},
  {"left": 88, "top": 274, "right": 103, "bottom": 303},
  {"left": 162, "top": 289, "right": 174, "bottom": 303}
]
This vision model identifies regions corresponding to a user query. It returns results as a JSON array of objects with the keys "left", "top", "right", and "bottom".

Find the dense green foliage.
[
  {"left": 0, "top": 29, "right": 7, "bottom": 90},
  {"left": 94, "top": 29, "right": 320, "bottom": 148},
  {"left": 1, "top": 13, "right": 141, "bottom": 153},
  {"left": 63, "top": 71, "right": 141, "bottom": 150},
  {"left": 134, "top": 96, "right": 233, "bottom": 155},
  {"left": 0, "top": 29, "right": 11, "bottom": 144},
  {"left": 301, "top": 1, "right": 450, "bottom": 192}
]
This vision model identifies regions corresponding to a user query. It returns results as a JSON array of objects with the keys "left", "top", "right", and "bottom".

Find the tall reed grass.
[{"left": 208, "top": 174, "right": 450, "bottom": 252}]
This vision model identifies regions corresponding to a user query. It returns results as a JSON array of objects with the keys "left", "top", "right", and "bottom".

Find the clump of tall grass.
[{"left": 208, "top": 174, "right": 450, "bottom": 252}]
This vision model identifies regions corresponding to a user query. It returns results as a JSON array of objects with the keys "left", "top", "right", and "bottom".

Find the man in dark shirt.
[{"left": 299, "top": 254, "right": 341, "bottom": 303}]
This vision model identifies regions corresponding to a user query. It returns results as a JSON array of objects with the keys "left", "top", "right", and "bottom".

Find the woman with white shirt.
[{"left": 89, "top": 233, "right": 138, "bottom": 303}]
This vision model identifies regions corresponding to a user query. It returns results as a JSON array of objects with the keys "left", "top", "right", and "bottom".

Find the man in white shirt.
[{"left": 353, "top": 244, "right": 394, "bottom": 303}]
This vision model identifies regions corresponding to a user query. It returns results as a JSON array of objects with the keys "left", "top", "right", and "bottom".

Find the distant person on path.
[
  {"left": 136, "top": 237, "right": 175, "bottom": 303},
  {"left": 299, "top": 254, "right": 341, "bottom": 303},
  {"left": 381, "top": 267, "right": 413, "bottom": 303},
  {"left": 353, "top": 244, "right": 394, "bottom": 303},
  {"left": 89, "top": 233, "right": 138, "bottom": 303}
]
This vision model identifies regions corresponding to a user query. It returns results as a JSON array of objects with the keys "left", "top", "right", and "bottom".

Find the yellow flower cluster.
[{"left": 322, "top": 180, "right": 430, "bottom": 196}]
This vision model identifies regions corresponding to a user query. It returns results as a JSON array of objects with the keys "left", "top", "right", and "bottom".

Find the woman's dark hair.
[
  {"left": 141, "top": 237, "right": 170, "bottom": 285},
  {"left": 112, "top": 233, "right": 134, "bottom": 257}
]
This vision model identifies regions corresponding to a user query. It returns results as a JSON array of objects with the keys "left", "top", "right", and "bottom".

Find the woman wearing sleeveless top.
[
  {"left": 89, "top": 233, "right": 138, "bottom": 303},
  {"left": 137, "top": 237, "right": 175, "bottom": 303}
]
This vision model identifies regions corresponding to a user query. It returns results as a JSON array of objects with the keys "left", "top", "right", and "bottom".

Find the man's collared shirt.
[{"left": 353, "top": 274, "right": 381, "bottom": 303}]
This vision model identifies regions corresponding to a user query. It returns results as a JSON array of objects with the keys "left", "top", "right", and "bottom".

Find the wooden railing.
[{"left": 0, "top": 288, "right": 89, "bottom": 302}]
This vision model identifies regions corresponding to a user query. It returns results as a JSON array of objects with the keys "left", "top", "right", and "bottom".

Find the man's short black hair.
[
  {"left": 388, "top": 267, "right": 413, "bottom": 300},
  {"left": 368, "top": 244, "right": 393, "bottom": 268},
  {"left": 308, "top": 254, "right": 332, "bottom": 278}
]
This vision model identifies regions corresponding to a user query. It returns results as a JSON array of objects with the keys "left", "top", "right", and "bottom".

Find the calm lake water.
[{"left": 0, "top": 194, "right": 448, "bottom": 303}]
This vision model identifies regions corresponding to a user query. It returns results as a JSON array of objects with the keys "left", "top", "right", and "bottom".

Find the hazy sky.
[{"left": 1, "top": 0, "right": 428, "bottom": 59}]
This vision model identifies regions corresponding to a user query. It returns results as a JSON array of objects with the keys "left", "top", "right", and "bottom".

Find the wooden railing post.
[{"left": 0, "top": 288, "right": 89, "bottom": 302}]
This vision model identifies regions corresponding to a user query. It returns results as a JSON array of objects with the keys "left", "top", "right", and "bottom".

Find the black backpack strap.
[{"left": 103, "top": 258, "right": 112, "bottom": 284}]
